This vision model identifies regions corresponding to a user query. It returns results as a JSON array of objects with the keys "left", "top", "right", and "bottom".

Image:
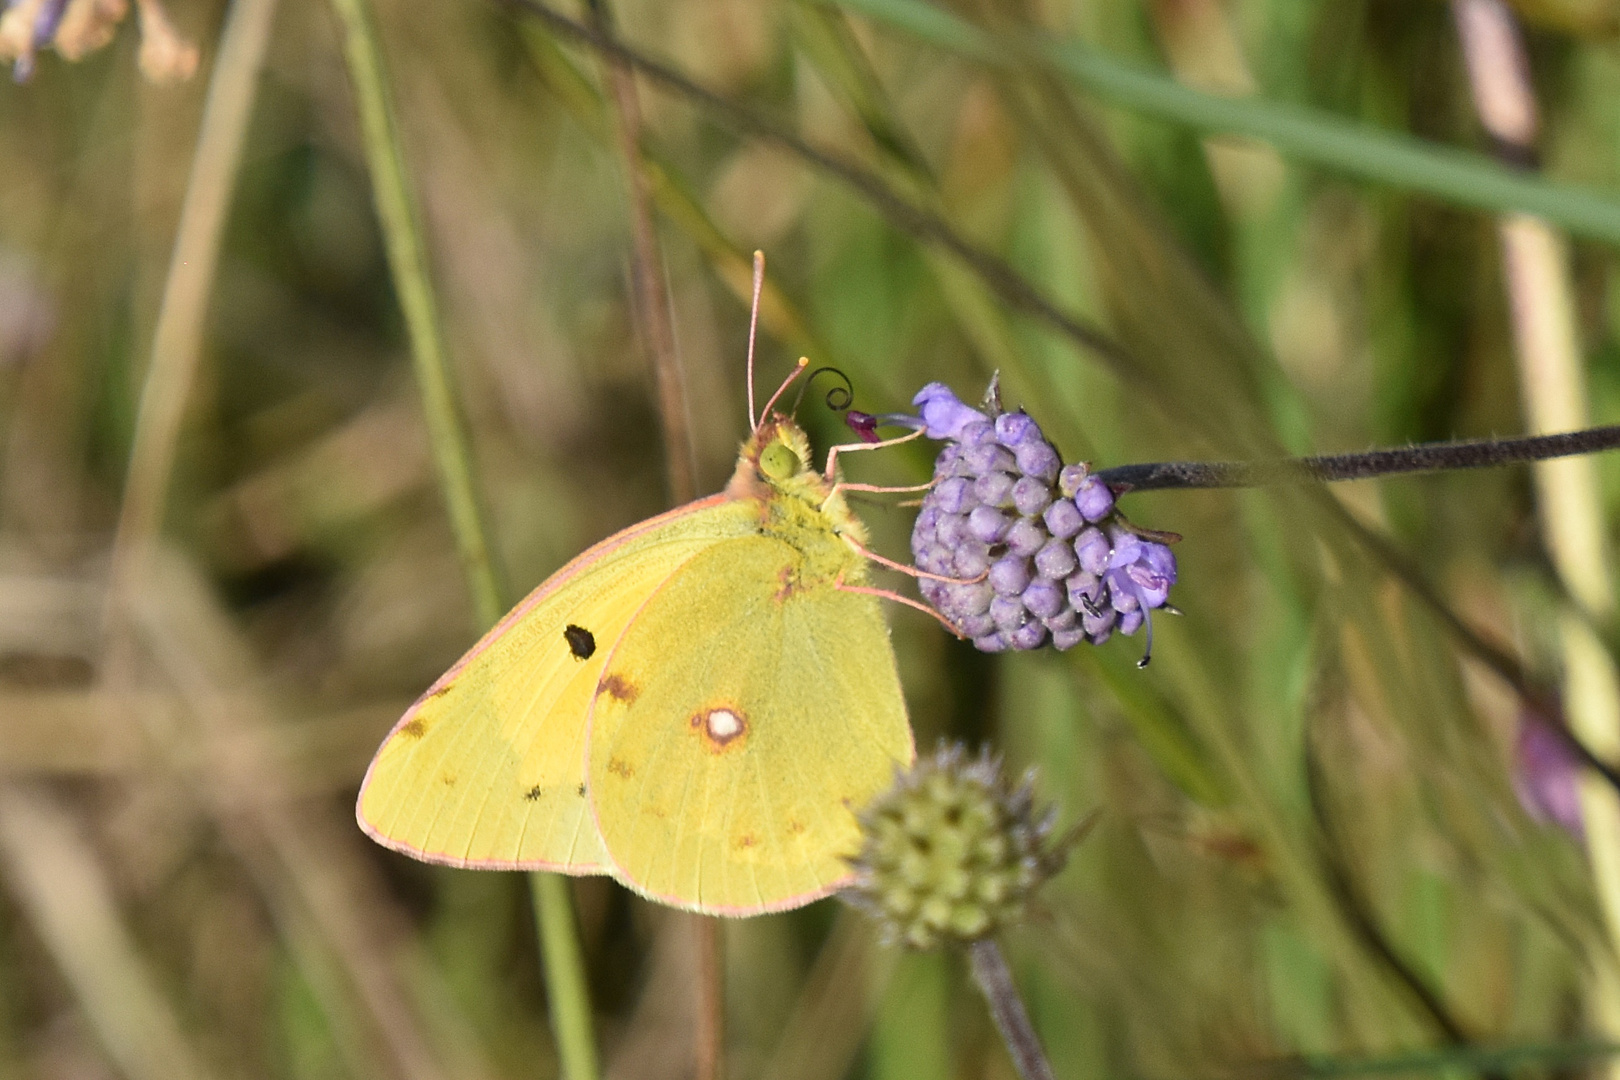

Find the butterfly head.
[{"left": 734, "top": 417, "right": 819, "bottom": 495}]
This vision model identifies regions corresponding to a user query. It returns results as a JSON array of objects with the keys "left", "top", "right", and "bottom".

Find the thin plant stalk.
[
  {"left": 529, "top": 875, "right": 602, "bottom": 1080},
  {"left": 104, "top": 0, "right": 280, "bottom": 622},
  {"left": 0, "top": 785, "right": 220, "bottom": 1080},
  {"left": 967, "top": 939, "right": 1055, "bottom": 1080},
  {"left": 503, "top": 0, "right": 1140, "bottom": 385},
  {"left": 579, "top": 1, "right": 718, "bottom": 1073},
  {"left": 1452, "top": 0, "right": 1620, "bottom": 1054},
  {"left": 324, "top": 1, "right": 600, "bottom": 1077},
  {"left": 588, "top": 0, "right": 696, "bottom": 507},
  {"left": 91, "top": 5, "right": 472, "bottom": 1073},
  {"left": 326, "top": 0, "right": 503, "bottom": 624}
]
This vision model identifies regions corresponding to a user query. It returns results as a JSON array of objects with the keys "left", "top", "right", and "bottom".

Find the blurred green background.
[{"left": 5, "top": 0, "right": 1620, "bottom": 1078}]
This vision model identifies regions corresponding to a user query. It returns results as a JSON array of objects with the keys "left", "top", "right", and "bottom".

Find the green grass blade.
[
  {"left": 326, "top": 1, "right": 599, "bottom": 1077},
  {"left": 824, "top": 0, "right": 1620, "bottom": 246}
]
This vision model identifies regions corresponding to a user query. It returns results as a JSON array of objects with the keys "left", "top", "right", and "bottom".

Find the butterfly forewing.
[
  {"left": 357, "top": 496, "right": 756, "bottom": 870},
  {"left": 586, "top": 536, "right": 914, "bottom": 915}
]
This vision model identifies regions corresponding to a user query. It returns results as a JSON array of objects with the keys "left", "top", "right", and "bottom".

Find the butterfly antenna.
[
  {"left": 758, "top": 356, "right": 809, "bottom": 426},
  {"left": 746, "top": 250, "right": 765, "bottom": 431}
]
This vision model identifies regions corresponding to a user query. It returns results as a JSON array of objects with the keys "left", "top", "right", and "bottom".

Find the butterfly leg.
[
  {"left": 840, "top": 536, "right": 989, "bottom": 586},
  {"left": 834, "top": 575, "right": 966, "bottom": 638},
  {"left": 821, "top": 479, "right": 936, "bottom": 516},
  {"left": 822, "top": 427, "right": 925, "bottom": 482}
]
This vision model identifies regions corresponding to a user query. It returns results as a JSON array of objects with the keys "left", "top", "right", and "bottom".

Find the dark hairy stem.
[
  {"left": 1094, "top": 425, "right": 1620, "bottom": 491},
  {"left": 968, "top": 938, "right": 1057, "bottom": 1080},
  {"left": 1098, "top": 423, "right": 1620, "bottom": 794},
  {"left": 501, "top": 0, "right": 1140, "bottom": 382}
]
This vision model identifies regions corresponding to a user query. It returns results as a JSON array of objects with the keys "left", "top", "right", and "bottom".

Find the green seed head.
[{"left": 845, "top": 744, "right": 1071, "bottom": 950}]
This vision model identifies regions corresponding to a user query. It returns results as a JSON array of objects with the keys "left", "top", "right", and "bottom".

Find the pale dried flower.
[
  {"left": 133, "top": 0, "right": 195, "bottom": 82},
  {"left": 0, "top": 0, "right": 194, "bottom": 83},
  {"left": 53, "top": 0, "right": 125, "bottom": 61}
]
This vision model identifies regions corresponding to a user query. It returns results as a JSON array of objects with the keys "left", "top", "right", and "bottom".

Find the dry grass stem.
[
  {"left": 1453, "top": 0, "right": 1620, "bottom": 1052},
  {"left": 0, "top": 783, "right": 220, "bottom": 1080}
]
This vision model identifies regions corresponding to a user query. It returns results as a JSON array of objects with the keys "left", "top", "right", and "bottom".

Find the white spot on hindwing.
[
  {"left": 707, "top": 709, "right": 742, "bottom": 740},
  {"left": 691, "top": 705, "right": 748, "bottom": 751}
]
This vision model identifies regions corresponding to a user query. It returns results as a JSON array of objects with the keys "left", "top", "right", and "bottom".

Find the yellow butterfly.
[{"left": 356, "top": 284, "right": 916, "bottom": 915}]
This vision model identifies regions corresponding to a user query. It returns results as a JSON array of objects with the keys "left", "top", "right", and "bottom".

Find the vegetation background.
[{"left": 5, "top": 0, "right": 1620, "bottom": 1078}]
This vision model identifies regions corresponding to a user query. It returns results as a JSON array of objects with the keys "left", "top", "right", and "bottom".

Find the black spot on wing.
[
  {"left": 523, "top": 785, "right": 543, "bottom": 801},
  {"left": 563, "top": 624, "right": 596, "bottom": 660}
]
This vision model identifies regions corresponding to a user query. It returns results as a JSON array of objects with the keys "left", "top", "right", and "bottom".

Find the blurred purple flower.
[{"left": 1515, "top": 711, "right": 1584, "bottom": 840}]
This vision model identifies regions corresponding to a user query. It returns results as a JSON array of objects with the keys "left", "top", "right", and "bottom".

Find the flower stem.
[
  {"left": 1094, "top": 425, "right": 1620, "bottom": 492},
  {"left": 967, "top": 939, "right": 1055, "bottom": 1080},
  {"left": 326, "top": 1, "right": 600, "bottom": 1077}
]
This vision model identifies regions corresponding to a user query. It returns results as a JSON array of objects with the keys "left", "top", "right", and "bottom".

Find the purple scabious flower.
[{"left": 909, "top": 383, "right": 1177, "bottom": 660}]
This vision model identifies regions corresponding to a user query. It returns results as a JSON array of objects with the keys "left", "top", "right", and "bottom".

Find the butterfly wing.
[
  {"left": 356, "top": 495, "right": 757, "bottom": 871},
  {"left": 586, "top": 536, "right": 914, "bottom": 914}
]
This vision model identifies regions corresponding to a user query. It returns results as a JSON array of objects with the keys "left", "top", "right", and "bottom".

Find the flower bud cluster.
[
  {"left": 845, "top": 744, "right": 1067, "bottom": 949},
  {"left": 908, "top": 383, "right": 1176, "bottom": 654}
]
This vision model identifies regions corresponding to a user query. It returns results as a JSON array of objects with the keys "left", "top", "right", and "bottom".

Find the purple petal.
[
  {"left": 1012, "top": 476, "right": 1053, "bottom": 518},
  {"left": 973, "top": 633, "right": 1010, "bottom": 653},
  {"left": 989, "top": 595, "right": 1027, "bottom": 631},
  {"left": 1044, "top": 608, "right": 1077, "bottom": 632},
  {"left": 1074, "top": 481, "right": 1115, "bottom": 522},
  {"left": 1052, "top": 627, "right": 1085, "bottom": 650},
  {"left": 994, "top": 411, "right": 1040, "bottom": 447},
  {"left": 935, "top": 512, "right": 967, "bottom": 548},
  {"left": 953, "top": 543, "right": 991, "bottom": 579},
  {"left": 1022, "top": 579, "right": 1064, "bottom": 618},
  {"left": 1108, "top": 533, "right": 1144, "bottom": 570},
  {"left": 1008, "top": 621, "right": 1048, "bottom": 650},
  {"left": 913, "top": 383, "right": 989, "bottom": 441},
  {"left": 963, "top": 442, "right": 1017, "bottom": 475},
  {"left": 1005, "top": 517, "right": 1046, "bottom": 558},
  {"left": 1075, "top": 529, "right": 1110, "bottom": 575},
  {"left": 958, "top": 419, "right": 996, "bottom": 448},
  {"left": 933, "top": 477, "right": 975, "bottom": 515},
  {"left": 1034, "top": 538, "right": 1078, "bottom": 580},
  {"left": 959, "top": 613, "right": 996, "bottom": 638},
  {"left": 1014, "top": 441, "right": 1060, "bottom": 482},
  {"left": 988, "top": 555, "right": 1032, "bottom": 596},
  {"left": 974, "top": 471, "right": 1016, "bottom": 508},
  {"left": 968, "top": 506, "right": 1011, "bottom": 544},
  {"left": 1043, "top": 499, "right": 1083, "bottom": 540}
]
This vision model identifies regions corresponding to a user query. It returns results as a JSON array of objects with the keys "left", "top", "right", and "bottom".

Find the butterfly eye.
[{"left": 760, "top": 441, "right": 800, "bottom": 480}]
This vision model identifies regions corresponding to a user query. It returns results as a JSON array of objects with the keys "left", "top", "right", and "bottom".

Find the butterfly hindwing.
[
  {"left": 356, "top": 496, "right": 757, "bottom": 870},
  {"left": 586, "top": 535, "right": 914, "bottom": 914}
]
